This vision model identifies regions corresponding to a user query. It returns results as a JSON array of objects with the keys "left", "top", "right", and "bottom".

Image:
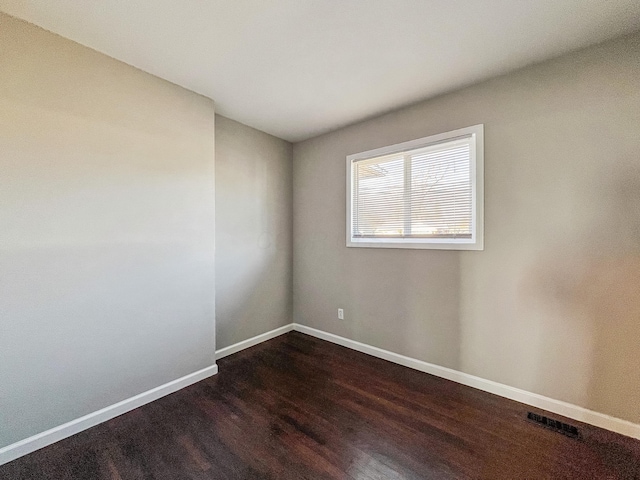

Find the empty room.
[{"left": 1, "top": 1, "right": 640, "bottom": 478}]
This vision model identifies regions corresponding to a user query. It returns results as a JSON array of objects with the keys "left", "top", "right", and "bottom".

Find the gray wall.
[
  {"left": 0, "top": 14, "right": 216, "bottom": 448},
  {"left": 293, "top": 32, "right": 640, "bottom": 423},
  {"left": 215, "top": 115, "right": 293, "bottom": 349}
]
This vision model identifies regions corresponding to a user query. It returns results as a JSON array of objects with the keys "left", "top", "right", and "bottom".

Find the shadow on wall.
[
  {"left": 528, "top": 164, "right": 640, "bottom": 423},
  {"left": 216, "top": 229, "right": 291, "bottom": 349}
]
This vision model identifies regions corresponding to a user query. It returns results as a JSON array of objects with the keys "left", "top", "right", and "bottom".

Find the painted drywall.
[
  {"left": 215, "top": 115, "right": 293, "bottom": 349},
  {"left": 293, "top": 32, "right": 640, "bottom": 424},
  {"left": 0, "top": 14, "right": 216, "bottom": 449}
]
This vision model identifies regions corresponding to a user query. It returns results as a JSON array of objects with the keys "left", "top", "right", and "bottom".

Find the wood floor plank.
[{"left": 1, "top": 331, "right": 639, "bottom": 479}]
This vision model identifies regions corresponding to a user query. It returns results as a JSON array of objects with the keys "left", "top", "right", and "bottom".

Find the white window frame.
[{"left": 346, "top": 124, "right": 484, "bottom": 251}]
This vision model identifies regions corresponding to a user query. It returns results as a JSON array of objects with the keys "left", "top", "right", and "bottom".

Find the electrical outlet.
[{"left": 338, "top": 308, "right": 344, "bottom": 320}]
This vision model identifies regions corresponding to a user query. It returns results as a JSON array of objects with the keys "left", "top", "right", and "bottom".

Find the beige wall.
[
  {"left": 293, "top": 32, "right": 640, "bottom": 423},
  {"left": 215, "top": 115, "right": 293, "bottom": 349},
  {"left": 0, "top": 14, "right": 216, "bottom": 448}
]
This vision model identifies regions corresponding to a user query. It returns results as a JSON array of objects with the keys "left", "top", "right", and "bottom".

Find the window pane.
[
  {"left": 353, "top": 154, "right": 405, "bottom": 236},
  {"left": 409, "top": 142, "right": 472, "bottom": 238},
  {"left": 352, "top": 137, "right": 472, "bottom": 239}
]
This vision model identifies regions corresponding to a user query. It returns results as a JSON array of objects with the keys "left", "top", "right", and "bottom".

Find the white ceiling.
[{"left": 2, "top": 1, "right": 640, "bottom": 142}]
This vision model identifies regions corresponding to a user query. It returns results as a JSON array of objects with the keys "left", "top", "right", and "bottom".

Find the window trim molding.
[{"left": 346, "top": 124, "right": 484, "bottom": 251}]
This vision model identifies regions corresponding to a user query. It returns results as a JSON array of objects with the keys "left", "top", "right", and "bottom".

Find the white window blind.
[{"left": 347, "top": 125, "right": 483, "bottom": 250}]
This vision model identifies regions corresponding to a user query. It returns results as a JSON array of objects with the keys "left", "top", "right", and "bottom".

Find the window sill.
[{"left": 346, "top": 239, "right": 484, "bottom": 251}]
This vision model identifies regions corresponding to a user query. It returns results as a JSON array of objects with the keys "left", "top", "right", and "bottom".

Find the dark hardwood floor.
[{"left": 2, "top": 331, "right": 639, "bottom": 479}]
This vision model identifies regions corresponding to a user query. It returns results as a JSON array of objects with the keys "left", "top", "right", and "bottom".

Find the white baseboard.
[
  {"left": 292, "top": 323, "right": 640, "bottom": 440},
  {"left": 0, "top": 364, "right": 218, "bottom": 466},
  {"left": 216, "top": 324, "right": 294, "bottom": 360},
  {"left": 4, "top": 322, "right": 639, "bottom": 468}
]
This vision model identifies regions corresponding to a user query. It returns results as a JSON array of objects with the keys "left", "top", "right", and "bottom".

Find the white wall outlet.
[{"left": 338, "top": 308, "right": 344, "bottom": 320}]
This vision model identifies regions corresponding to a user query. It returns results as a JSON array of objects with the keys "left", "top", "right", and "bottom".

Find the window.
[{"left": 347, "top": 124, "right": 483, "bottom": 250}]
